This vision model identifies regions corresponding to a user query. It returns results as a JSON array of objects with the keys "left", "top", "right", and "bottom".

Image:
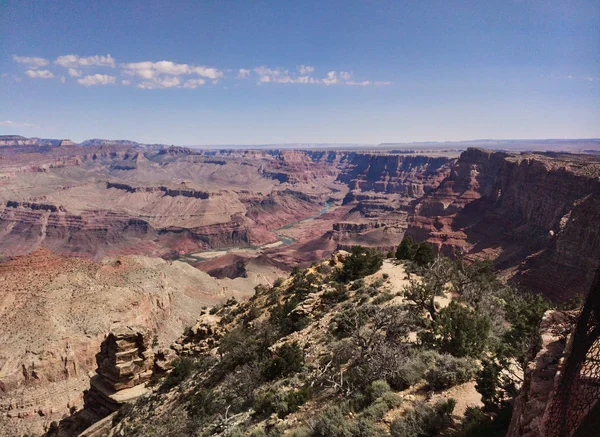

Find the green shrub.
[
  {"left": 362, "top": 398, "right": 391, "bottom": 420},
  {"left": 460, "top": 405, "right": 513, "bottom": 437},
  {"left": 372, "top": 292, "right": 394, "bottom": 305},
  {"left": 351, "top": 279, "right": 366, "bottom": 290},
  {"left": 322, "top": 283, "right": 349, "bottom": 303},
  {"left": 338, "top": 246, "right": 384, "bottom": 283},
  {"left": 263, "top": 342, "right": 304, "bottom": 380},
  {"left": 396, "top": 236, "right": 417, "bottom": 261},
  {"left": 380, "top": 391, "right": 403, "bottom": 409},
  {"left": 413, "top": 243, "right": 435, "bottom": 266},
  {"left": 433, "top": 301, "right": 491, "bottom": 358},
  {"left": 160, "top": 357, "right": 195, "bottom": 392},
  {"left": 367, "top": 379, "right": 391, "bottom": 401},
  {"left": 313, "top": 406, "right": 359, "bottom": 437},
  {"left": 288, "top": 427, "right": 312, "bottom": 437},
  {"left": 425, "top": 354, "right": 478, "bottom": 390},
  {"left": 387, "top": 350, "right": 438, "bottom": 390},
  {"left": 187, "top": 388, "right": 225, "bottom": 419},
  {"left": 390, "top": 399, "right": 456, "bottom": 437}
]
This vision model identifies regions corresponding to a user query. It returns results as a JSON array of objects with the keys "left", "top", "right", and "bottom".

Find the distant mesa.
[{"left": 57, "top": 139, "right": 75, "bottom": 147}]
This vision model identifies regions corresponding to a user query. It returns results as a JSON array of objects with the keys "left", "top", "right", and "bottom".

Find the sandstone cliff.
[{"left": 408, "top": 149, "right": 600, "bottom": 300}]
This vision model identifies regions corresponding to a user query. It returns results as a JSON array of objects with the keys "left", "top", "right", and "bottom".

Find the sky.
[{"left": 0, "top": 0, "right": 599, "bottom": 145}]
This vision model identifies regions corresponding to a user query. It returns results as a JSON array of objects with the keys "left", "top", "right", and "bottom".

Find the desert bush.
[
  {"left": 432, "top": 301, "right": 491, "bottom": 358},
  {"left": 160, "top": 357, "right": 195, "bottom": 392},
  {"left": 366, "top": 379, "right": 391, "bottom": 401},
  {"left": 387, "top": 350, "right": 438, "bottom": 390},
  {"left": 252, "top": 386, "right": 310, "bottom": 419},
  {"left": 460, "top": 405, "right": 513, "bottom": 437},
  {"left": 263, "top": 341, "right": 304, "bottom": 380},
  {"left": 424, "top": 353, "right": 477, "bottom": 390},
  {"left": 338, "top": 246, "right": 384, "bottom": 283},
  {"left": 351, "top": 278, "right": 366, "bottom": 290},
  {"left": 270, "top": 298, "right": 310, "bottom": 336},
  {"left": 390, "top": 399, "right": 456, "bottom": 437},
  {"left": 322, "top": 283, "right": 349, "bottom": 303},
  {"left": 413, "top": 243, "right": 435, "bottom": 266},
  {"left": 372, "top": 292, "right": 394, "bottom": 305},
  {"left": 312, "top": 406, "right": 359, "bottom": 437},
  {"left": 187, "top": 388, "right": 226, "bottom": 419}
]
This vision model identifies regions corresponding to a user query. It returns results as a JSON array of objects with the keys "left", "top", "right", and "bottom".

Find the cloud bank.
[{"left": 13, "top": 54, "right": 392, "bottom": 89}]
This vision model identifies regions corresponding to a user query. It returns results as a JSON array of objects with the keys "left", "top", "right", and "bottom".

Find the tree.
[
  {"left": 414, "top": 243, "right": 435, "bottom": 266},
  {"left": 396, "top": 236, "right": 417, "bottom": 261},
  {"left": 433, "top": 301, "right": 491, "bottom": 358},
  {"left": 338, "top": 246, "right": 384, "bottom": 282}
]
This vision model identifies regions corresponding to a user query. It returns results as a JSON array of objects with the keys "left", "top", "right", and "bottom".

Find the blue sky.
[{"left": 0, "top": 0, "right": 598, "bottom": 145}]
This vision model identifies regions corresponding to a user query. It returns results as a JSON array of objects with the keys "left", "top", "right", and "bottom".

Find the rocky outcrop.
[
  {"left": 106, "top": 182, "right": 211, "bottom": 199},
  {"left": 336, "top": 153, "right": 454, "bottom": 196},
  {"left": 507, "top": 310, "right": 577, "bottom": 437},
  {"left": 0, "top": 249, "right": 264, "bottom": 437},
  {"left": 42, "top": 327, "right": 155, "bottom": 437},
  {"left": 408, "top": 149, "right": 600, "bottom": 300}
]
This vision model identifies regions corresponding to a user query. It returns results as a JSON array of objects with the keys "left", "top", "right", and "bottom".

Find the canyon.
[{"left": 1, "top": 136, "right": 599, "bottom": 435}]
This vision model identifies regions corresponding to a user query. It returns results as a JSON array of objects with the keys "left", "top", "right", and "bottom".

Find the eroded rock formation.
[{"left": 408, "top": 149, "right": 600, "bottom": 300}]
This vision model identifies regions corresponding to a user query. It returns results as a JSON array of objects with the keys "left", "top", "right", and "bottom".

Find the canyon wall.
[{"left": 408, "top": 148, "right": 600, "bottom": 300}]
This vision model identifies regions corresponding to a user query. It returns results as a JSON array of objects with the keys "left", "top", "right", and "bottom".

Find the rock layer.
[{"left": 408, "top": 149, "right": 600, "bottom": 300}]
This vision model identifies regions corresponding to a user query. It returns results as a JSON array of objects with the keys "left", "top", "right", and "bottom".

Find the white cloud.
[
  {"left": 77, "top": 74, "right": 116, "bottom": 86},
  {"left": 322, "top": 71, "right": 339, "bottom": 85},
  {"left": 68, "top": 68, "right": 81, "bottom": 77},
  {"left": 25, "top": 69, "right": 54, "bottom": 79},
  {"left": 298, "top": 65, "right": 315, "bottom": 74},
  {"left": 13, "top": 55, "right": 49, "bottom": 67},
  {"left": 339, "top": 71, "right": 352, "bottom": 81},
  {"left": 346, "top": 80, "right": 371, "bottom": 86},
  {"left": 122, "top": 60, "right": 223, "bottom": 80},
  {"left": 0, "top": 120, "right": 37, "bottom": 127},
  {"left": 191, "top": 66, "right": 223, "bottom": 79},
  {"left": 183, "top": 78, "right": 206, "bottom": 88},
  {"left": 60, "top": 76, "right": 66, "bottom": 84},
  {"left": 55, "top": 54, "right": 116, "bottom": 68},
  {"left": 121, "top": 79, "right": 131, "bottom": 85},
  {"left": 238, "top": 68, "right": 251, "bottom": 78},
  {"left": 137, "top": 76, "right": 182, "bottom": 89},
  {"left": 374, "top": 81, "right": 392, "bottom": 86}
]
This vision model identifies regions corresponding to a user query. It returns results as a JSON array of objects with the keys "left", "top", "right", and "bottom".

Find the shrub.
[
  {"left": 390, "top": 399, "right": 456, "bottom": 437},
  {"left": 366, "top": 379, "right": 391, "bottom": 401},
  {"left": 313, "top": 406, "right": 359, "bottom": 437},
  {"left": 362, "top": 399, "right": 390, "bottom": 420},
  {"left": 380, "top": 391, "right": 403, "bottom": 409},
  {"left": 160, "top": 357, "right": 195, "bottom": 392},
  {"left": 387, "top": 350, "right": 438, "bottom": 390},
  {"left": 413, "top": 243, "right": 435, "bottom": 266},
  {"left": 460, "top": 405, "right": 513, "bottom": 437},
  {"left": 383, "top": 273, "right": 390, "bottom": 280},
  {"left": 338, "top": 246, "right": 384, "bottom": 283},
  {"left": 187, "top": 388, "right": 225, "bottom": 419},
  {"left": 252, "top": 386, "right": 310, "bottom": 419},
  {"left": 263, "top": 342, "right": 304, "bottom": 380},
  {"left": 322, "top": 283, "right": 349, "bottom": 303},
  {"left": 351, "top": 279, "right": 366, "bottom": 290},
  {"left": 425, "top": 354, "right": 477, "bottom": 390},
  {"left": 372, "top": 292, "right": 394, "bottom": 305},
  {"left": 396, "top": 236, "right": 417, "bottom": 261},
  {"left": 433, "top": 301, "right": 491, "bottom": 358}
]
